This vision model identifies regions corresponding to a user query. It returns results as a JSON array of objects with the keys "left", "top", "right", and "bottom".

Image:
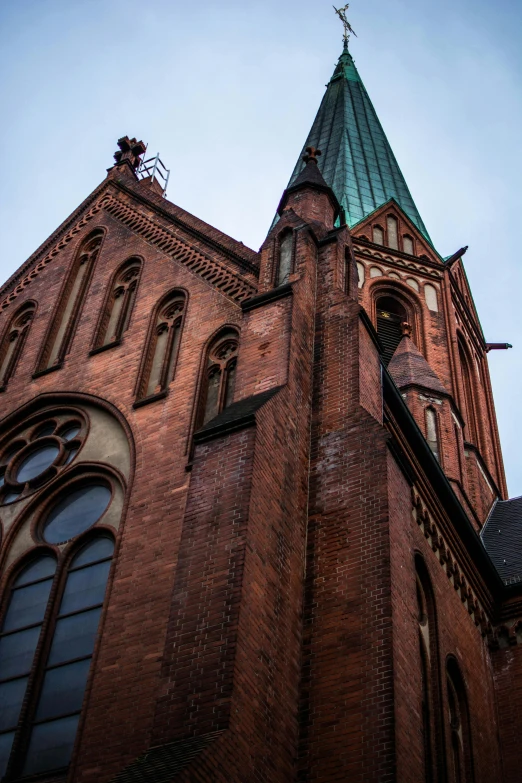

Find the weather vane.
[{"left": 333, "top": 4, "right": 357, "bottom": 46}]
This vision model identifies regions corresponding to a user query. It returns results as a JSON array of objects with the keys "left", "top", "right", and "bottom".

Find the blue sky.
[{"left": 1, "top": 0, "right": 521, "bottom": 494}]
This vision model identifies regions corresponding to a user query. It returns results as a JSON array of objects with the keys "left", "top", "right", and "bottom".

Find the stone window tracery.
[
  {"left": 136, "top": 291, "right": 186, "bottom": 403},
  {"left": 93, "top": 258, "right": 141, "bottom": 350},
  {"left": 0, "top": 302, "right": 36, "bottom": 393},
  {"left": 36, "top": 230, "right": 104, "bottom": 374},
  {"left": 0, "top": 416, "right": 86, "bottom": 507},
  {"left": 197, "top": 329, "right": 239, "bottom": 427}
]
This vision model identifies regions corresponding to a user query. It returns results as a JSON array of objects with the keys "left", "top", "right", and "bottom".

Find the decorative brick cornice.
[
  {"left": 0, "top": 189, "right": 257, "bottom": 313},
  {"left": 412, "top": 489, "right": 493, "bottom": 639}
]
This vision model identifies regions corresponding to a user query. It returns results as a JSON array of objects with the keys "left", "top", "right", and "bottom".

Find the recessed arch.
[
  {"left": 369, "top": 279, "right": 425, "bottom": 363},
  {"left": 92, "top": 257, "right": 142, "bottom": 351},
  {"left": 0, "top": 300, "right": 37, "bottom": 392}
]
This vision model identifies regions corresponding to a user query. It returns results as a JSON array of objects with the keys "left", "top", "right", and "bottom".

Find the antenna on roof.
[{"left": 333, "top": 4, "right": 357, "bottom": 47}]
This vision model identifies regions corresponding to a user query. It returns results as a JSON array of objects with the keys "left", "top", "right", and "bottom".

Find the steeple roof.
[{"left": 285, "top": 44, "right": 431, "bottom": 242}]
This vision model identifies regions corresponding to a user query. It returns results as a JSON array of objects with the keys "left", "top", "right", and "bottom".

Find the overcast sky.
[{"left": 1, "top": 0, "right": 521, "bottom": 495}]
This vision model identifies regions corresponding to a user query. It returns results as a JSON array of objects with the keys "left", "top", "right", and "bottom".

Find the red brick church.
[{"left": 0, "top": 33, "right": 520, "bottom": 783}]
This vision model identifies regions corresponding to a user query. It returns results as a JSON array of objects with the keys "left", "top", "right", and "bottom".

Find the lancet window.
[
  {"left": 136, "top": 291, "right": 186, "bottom": 402},
  {"left": 446, "top": 658, "right": 474, "bottom": 783},
  {"left": 457, "top": 338, "right": 478, "bottom": 446},
  {"left": 376, "top": 295, "right": 408, "bottom": 365},
  {"left": 276, "top": 232, "right": 294, "bottom": 287},
  {"left": 197, "top": 329, "right": 239, "bottom": 427},
  {"left": 386, "top": 215, "right": 399, "bottom": 249},
  {"left": 416, "top": 556, "right": 445, "bottom": 783},
  {"left": 0, "top": 302, "right": 36, "bottom": 391},
  {"left": 36, "top": 230, "right": 104, "bottom": 373},
  {"left": 403, "top": 235, "right": 414, "bottom": 255},
  {"left": 425, "top": 408, "right": 440, "bottom": 462},
  {"left": 94, "top": 258, "right": 141, "bottom": 350}
]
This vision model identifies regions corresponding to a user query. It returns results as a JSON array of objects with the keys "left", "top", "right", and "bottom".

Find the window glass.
[
  {"left": 0, "top": 677, "right": 28, "bottom": 731},
  {"left": 2, "top": 579, "right": 53, "bottom": 632},
  {"left": 0, "top": 626, "right": 41, "bottom": 680},
  {"left": 35, "top": 660, "right": 91, "bottom": 722},
  {"left": 203, "top": 368, "right": 221, "bottom": 424},
  {"left": 0, "top": 731, "right": 15, "bottom": 778},
  {"left": 33, "top": 423, "right": 56, "bottom": 439},
  {"left": 73, "top": 538, "right": 113, "bottom": 567},
  {"left": 43, "top": 485, "right": 111, "bottom": 544},
  {"left": 2, "top": 491, "right": 21, "bottom": 505},
  {"left": 47, "top": 609, "right": 102, "bottom": 666},
  {"left": 60, "top": 561, "right": 112, "bottom": 615},
  {"left": 23, "top": 715, "right": 80, "bottom": 777},
  {"left": 16, "top": 557, "right": 56, "bottom": 586},
  {"left": 61, "top": 425, "right": 80, "bottom": 442},
  {"left": 17, "top": 446, "right": 60, "bottom": 483}
]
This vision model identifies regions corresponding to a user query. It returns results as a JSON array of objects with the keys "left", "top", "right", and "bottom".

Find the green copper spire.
[{"left": 285, "top": 44, "right": 432, "bottom": 242}]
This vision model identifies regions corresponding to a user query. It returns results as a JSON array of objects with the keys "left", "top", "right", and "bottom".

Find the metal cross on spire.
[{"left": 333, "top": 4, "right": 357, "bottom": 46}]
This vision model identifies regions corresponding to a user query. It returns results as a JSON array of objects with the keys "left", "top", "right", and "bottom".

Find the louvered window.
[{"left": 376, "top": 296, "right": 407, "bottom": 365}]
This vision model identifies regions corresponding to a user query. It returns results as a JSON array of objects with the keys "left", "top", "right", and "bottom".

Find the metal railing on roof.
[{"left": 137, "top": 150, "right": 170, "bottom": 197}]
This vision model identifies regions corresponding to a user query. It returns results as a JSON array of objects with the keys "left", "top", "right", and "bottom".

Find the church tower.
[{"left": 0, "top": 17, "right": 521, "bottom": 783}]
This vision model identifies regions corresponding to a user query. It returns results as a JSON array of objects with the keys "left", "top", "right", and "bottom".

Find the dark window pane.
[
  {"left": 0, "top": 626, "right": 41, "bottom": 679},
  {"left": 203, "top": 368, "right": 221, "bottom": 424},
  {"left": 23, "top": 715, "right": 79, "bottom": 776},
  {"left": 48, "top": 609, "right": 102, "bottom": 666},
  {"left": 15, "top": 557, "right": 56, "bottom": 587},
  {"left": 0, "top": 473, "right": 4, "bottom": 488},
  {"left": 60, "top": 561, "right": 111, "bottom": 615},
  {"left": 61, "top": 425, "right": 80, "bottom": 442},
  {"left": 224, "top": 361, "right": 236, "bottom": 409},
  {"left": 3, "top": 578, "right": 53, "bottom": 632},
  {"left": 65, "top": 448, "right": 78, "bottom": 465},
  {"left": 36, "top": 660, "right": 91, "bottom": 721},
  {"left": 2, "top": 491, "right": 21, "bottom": 505},
  {"left": 33, "top": 422, "right": 56, "bottom": 439},
  {"left": 0, "top": 731, "right": 15, "bottom": 779},
  {"left": 0, "top": 676, "right": 28, "bottom": 731},
  {"left": 17, "top": 445, "right": 60, "bottom": 483},
  {"left": 43, "top": 485, "right": 111, "bottom": 544},
  {"left": 72, "top": 538, "right": 114, "bottom": 568}
]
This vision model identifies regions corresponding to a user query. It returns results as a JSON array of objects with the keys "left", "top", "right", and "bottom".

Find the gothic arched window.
[
  {"left": 276, "top": 232, "right": 293, "bottom": 287},
  {"left": 416, "top": 556, "right": 445, "bottom": 783},
  {"left": 457, "top": 337, "right": 478, "bottom": 446},
  {"left": 136, "top": 291, "right": 186, "bottom": 403},
  {"left": 36, "top": 230, "right": 104, "bottom": 373},
  {"left": 93, "top": 258, "right": 141, "bottom": 351},
  {"left": 0, "top": 302, "right": 36, "bottom": 391},
  {"left": 446, "top": 658, "right": 474, "bottom": 783},
  {"left": 376, "top": 295, "right": 408, "bottom": 365},
  {"left": 425, "top": 407, "right": 440, "bottom": 462},
  {"left": 197, "top": 329, "right": 239, "bottom": 427}
]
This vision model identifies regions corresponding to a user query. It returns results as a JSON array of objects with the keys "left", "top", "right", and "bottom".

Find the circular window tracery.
[{"left": 0, "top": 416, "right": 86, "bottom": 506}]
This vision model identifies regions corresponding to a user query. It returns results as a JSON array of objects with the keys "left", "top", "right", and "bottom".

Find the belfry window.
[
  {"left": 37, "top": 230, "right": 104, "bottom": 373},
  {"left": 94, "top": 258, "right": 141, "bottom": 350},
  {"left": 376, "top": 295, "right": 408, "bottom": 365},
  {"left": 0, "top": 302, "right": 36, "bottom": 391},
  {"left": 197, "top": 329, "right": 239, "bottom": 427},
  {"left": 136, "top": 291, "right": 186, "bottom": 402},
  {"left": 276, "top": 232, "right": 293, "bottom": 287}
]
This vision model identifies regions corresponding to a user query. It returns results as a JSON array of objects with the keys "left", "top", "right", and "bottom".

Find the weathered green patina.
[{"left": 285, "top": 44, "right": 431, "bottom": 242}]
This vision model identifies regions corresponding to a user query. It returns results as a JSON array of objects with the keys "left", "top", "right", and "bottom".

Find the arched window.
[
  {"left": 93, "top": 258, "right": 141, "bottom": 350},
  {"left": 0, "top": 302, "right": 36, "bottom": 391},
  {"left": 136, "top": 291, "right": 186, "bottom": 403},
  {"left": 372, "top": 225, "right": 384, "bottom": 245},
  {"left": 416, "top": 556, "right": 445, "bottom": 782},
  {"left": 276, "top": 232, "right": 293, "bottom": 287},
  {"left": 0, "top": 536, "right": 114, "bottom": 779},
  {"left": 425, "top": 408, "right": 440, "bottom": 461},
  {"left": 446, "top": 658, "right": 474, "bottom": 783},
  {"left": 387, "top": 215, "right": 399, "bottom": 249},
  {"left": 197, "top": 329, "right": 239, "bottom": 427},
  {"left": 37, "top": 230, "right": 104, "bottom": 373},
  {"left": 403, "top": 235, "right": 414, "bottom": 255},
  {"left": 457, "top": 338, "right": 478, "bottom": 445},
  {"left": 376, "top": 295, "right": 408, "bottom": 365}
]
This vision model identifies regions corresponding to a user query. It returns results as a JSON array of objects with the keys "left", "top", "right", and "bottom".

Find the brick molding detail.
[{"left": 412, "top": 489, "right": 492, "bottom": 638}]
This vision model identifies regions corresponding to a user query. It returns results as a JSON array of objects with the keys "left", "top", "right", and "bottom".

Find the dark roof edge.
[{"left": 193, "top": 386, "right": 284, "bottom": 444}]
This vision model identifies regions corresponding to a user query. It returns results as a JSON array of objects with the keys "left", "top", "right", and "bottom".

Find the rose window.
[{"left": 0, "top": 417, "right": 85, "bottom": 506}]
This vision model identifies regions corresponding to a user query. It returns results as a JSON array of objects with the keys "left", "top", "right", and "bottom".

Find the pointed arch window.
[
  {"left": 457, "top": 338, "right": 478, "bottom": 445},
  {"left": 197, "top": 329, "right": 239, "bottom": 427},
  {"left": 425, "top": 408, "right": 440, "bottom": 461},
  {"left": 276, "top": 232, "right": 293, "bottom": 287},
  {"left": 446, "top": 658, "right": 474, "bottom": 783},
  {"left": 387, "top": 216, "right": 399, "bottom": 249},
  {"left": 0, "top": 302, "right": 36, "bottom": 391},
  {"left": 0, "top": 536, "right": 114, "bottom": 778},
  {"left": 93, "top": 258, "right": 141, "bottom": 351},
  {"left": 36, "top": 230, "right": 104, "bottom": 373},
  {"left": 416, "top": 556, "right": 445, "bottom": 783},
  {"left": 136, "top": 291, "right": 186, "bottom": 403},
  {"left": 403, "top": 235, "right": 414, "bottom": 255}
]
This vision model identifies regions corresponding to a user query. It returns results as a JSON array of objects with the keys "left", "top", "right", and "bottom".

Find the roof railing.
[{"left": 137, "top": 150, "right": 170, "bottom": 197}]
